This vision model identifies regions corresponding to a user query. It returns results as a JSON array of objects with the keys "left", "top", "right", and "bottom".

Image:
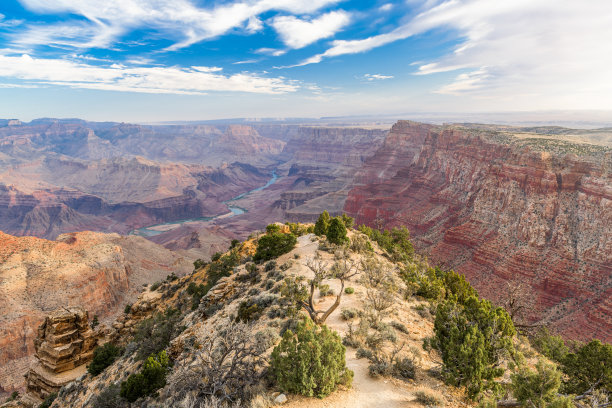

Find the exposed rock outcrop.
[
  {"left": 345, "top": 121, "right": 612, "bottom": 341},
  {"left": 21, "top": 307, "right": 101, "bottom": 407}
]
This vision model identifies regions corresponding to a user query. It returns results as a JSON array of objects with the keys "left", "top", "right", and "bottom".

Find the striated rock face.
[
  {"left": 22, "top": 307, "right": 101, "bottom": 406},
  {"left": 275, "top": 126, "right": 388, "bottom": 220},
  {"left": 345, "top": 121, "right": 612, "bottom": 341},
  {"left": 0, "top": 231, "right": 192, "bottom": 396}
]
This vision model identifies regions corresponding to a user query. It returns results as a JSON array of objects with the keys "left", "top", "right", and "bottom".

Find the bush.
[
  {"left": 341, "top": 308, "right": 359, "bottom": 320},
  {"left": 38, "top": 392, "right": 57, "bottom": 408},
  {"left": 88, "top": 343, "right": 122, "bottom": 376},
  {"left": 265, "top": 260, "right": 277, "bottom": 272},
  {"left": 393, "top": 357, "right": 416, "bottom": 379},
  {"left": 120, "top": 351, "right": 169, "bottom": 403},
  {"left": 150, "top": 281, "right": 162, "bottom": 291},
  {"left": 433, "top": 296, "right": 515, "bottom": 398},
  {"left": 229, "top": 239, "right": 240, "bottom": 249},
  {"left": 327, "top": 217, "right": 348, "bottom": 245},
  {"left": 266, "top": 223, "right": 281, "bottom": 234},
  {"left": 193, "top": 258, "right": 207, "bottom": 270},
  {"left": 391, "top": 321, "right": 409, "bottom": 334},
  {"left": 92, "top": 383, "right": 124, "bottom": 408},
  {"left": 133, "top": 308, "right": 181, "bottom": 360},
  {"left": 271, "top": 318, "right": 353, "bottom": 398},
  {"left": 235, "top": 301, "right": 262, "bottom": 323},
  {"left": 511, "top": 360, "right": 570, "bottom": 408},
  {"left": 349, "top": 234, "right": 373, "bottom": 254},
  {"left": 356, "top": 347, "right": 374, "bottom": 360},
  {"left": 253, "top": 233, "right": 297, "bottom": 263},
  {"left": 414, "top": 390, "right": 444, "bottom": 406},
  {"left": 358, "top": 225, "right": 414, "bottom": 263},
  {"left": 124, "top": 304, "right": 132, "bottom": 314},
  {"left": 319, "top": 284, "right": 333, "bottom": 297},
  {"left": 344, "top": 287, "right": 355, "bottom": 294}
]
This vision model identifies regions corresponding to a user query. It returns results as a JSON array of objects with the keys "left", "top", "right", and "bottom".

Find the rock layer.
[{"left": 345, "top": 121, "right": 612, "bottom": 341}]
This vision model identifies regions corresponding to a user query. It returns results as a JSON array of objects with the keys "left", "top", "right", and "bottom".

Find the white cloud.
[
  {"left": 13, "top": 0, "right": 342, "bottom": 51},
  {"left": 295, "top": 0, "right": 612, "bottom": 109},
  {"left": 0, "top": 54, "right": 299, "bottom": 94},
  {"left": 271, "top": 11, "right": 350, "bottom": 49},
  {"left": 363, "top": 74, "right": 393, "bottom": 81},
  {"left": 256, "top": 48, "right": 287, "bottom": 56},
  {"left": 379, "top": 4, "right": 393, "bottom": 12}
]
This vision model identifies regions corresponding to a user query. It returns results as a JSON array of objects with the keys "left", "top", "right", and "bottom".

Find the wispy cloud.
[
  {"left": 362, "top": 73, "right": 394, "bottom": 81},
  {"left": 270, "top": 10, "right": 351, "bottom": 49},
  {"left": 0, "top": 54, "right": 299, "bottom": 94},
  {"left": 13, "top": 0, "right": 343, "bottom": 51}
]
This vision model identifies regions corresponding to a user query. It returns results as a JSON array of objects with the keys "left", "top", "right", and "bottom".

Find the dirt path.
[{"left": 281, "top": 234, "right": 420, "bottom": 408}]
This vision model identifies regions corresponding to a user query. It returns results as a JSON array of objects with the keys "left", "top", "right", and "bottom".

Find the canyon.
[{"left": 0, "top": 118, "right": 610, "bottom": 400}]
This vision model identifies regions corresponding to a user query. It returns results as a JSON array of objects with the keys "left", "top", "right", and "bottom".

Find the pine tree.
[
  {"left": 314, "top": 211, "right": 331, "bottom": 236},
  {"left": 327, "top": 217, "right": 348, "bottom": 245}
]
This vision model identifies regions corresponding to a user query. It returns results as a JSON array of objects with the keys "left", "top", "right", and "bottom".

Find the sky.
[{"left": 0, "top": 0, "right": 611, "bottom": 122}]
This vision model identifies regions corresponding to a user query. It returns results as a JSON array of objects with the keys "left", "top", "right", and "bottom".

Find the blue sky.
[{"left": 0, "top": 0, "right": 611, "bottom": 122}]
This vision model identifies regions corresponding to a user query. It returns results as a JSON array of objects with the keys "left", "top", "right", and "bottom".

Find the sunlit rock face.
[{"left": 346, "top": 120, "right": 611, "bottom": 342}]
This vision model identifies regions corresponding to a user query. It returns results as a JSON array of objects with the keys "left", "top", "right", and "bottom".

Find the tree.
[
  {"left": 341, "top": 214, "right": 354, "bottom": 229},
  {"left": 511, "top": 360, "right": 574, "bottom": 408},
  {"left": 561, "top": 340, "right": 611, "bottom": 395},
  {"left": 253, "top": 232, "right": 297, "bottom": 262},
  {"left": 281, "top": 256, "right": 360, "bottom": 324},
  {"left": 434, "top": 296, "right": 516, "bottom": 398},
  {"left": 271, "top": 318, "right": 353, "bottom": 398},
  {"left": 169, "top": 320, "right": 274, "bottom": 403},
  {"left": 88, "top": 343, "right": 122, "bottom": 376},
  {"left": 120, "top": 350, "right": 169, "bottom": 402},
  {"left": 327, "top": 217, "right": 349, "bottom": 245},
  {"left": 314, "top": 211, "right": 331, "bottom": 236}
]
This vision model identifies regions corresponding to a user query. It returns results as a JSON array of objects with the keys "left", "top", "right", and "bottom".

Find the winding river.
[{"left": 130, "top": 170, "right": 278, "bottom": 237}]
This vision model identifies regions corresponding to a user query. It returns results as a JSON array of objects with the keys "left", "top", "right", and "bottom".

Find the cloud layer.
[{"left": 0, "top": 54, "right": 298, "bottom": 94}]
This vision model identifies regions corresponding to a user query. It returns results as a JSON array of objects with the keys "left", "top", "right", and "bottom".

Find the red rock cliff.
[{"left": 345, "top": 121, "right": 611, "bottom": 341}]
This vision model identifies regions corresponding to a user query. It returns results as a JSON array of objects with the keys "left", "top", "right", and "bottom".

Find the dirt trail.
[{"left": 282, "top": 234, "right": 420, "bottom": 408}]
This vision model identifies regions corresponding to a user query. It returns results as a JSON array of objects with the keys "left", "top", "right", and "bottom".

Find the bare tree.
[
  {"left": 501, "top": 279, "right": 540, "bottom": 332},
  {"left": 281, "top": 256, "right": 360, "bottom": 324},
  {"left": 167, "top": 320, "right": 274, "bottom": 403}
]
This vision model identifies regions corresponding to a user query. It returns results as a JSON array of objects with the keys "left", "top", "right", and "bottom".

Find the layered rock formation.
[
  {"left": 345, "top": 121, "right": 611, "bottom": 341},
  {"left": 22, "top": 308, "right": 101, "bottom": 407},
  {"left": 0, "top": 231, "right": 192, "bottom": 396}
]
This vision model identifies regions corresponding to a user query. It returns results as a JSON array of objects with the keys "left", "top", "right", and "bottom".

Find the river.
[{"left": 130, "top": 170, "right": 278, "bottom": 237}]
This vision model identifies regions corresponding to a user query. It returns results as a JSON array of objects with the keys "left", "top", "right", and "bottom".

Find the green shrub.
[
  {"left": 341, "top": 214, "right": 354, "bottom": 229},
  {"left": 314, "top": 211, "right": 331, "bottom": 236},
  {"left": 236, "top": 301, "right": 262, "bottom": 323},
  {"left": 511, "top": 360, "right": 571, "bottom": 408},
  {"left": 186, "top": 282, "right": 207, "bottom": 310},
  {"left": 150, "top": 281, "right": 161, "bottom": 291},
  {"left": 123, "top": 303, "right": 132, "bottom": 314},
  {"left": 344, "top": 287, "right": 355, "bottom": 294},
  {"left": 88, "top": 343, "right": 122, "bottom": 376},
  {"left": 393, "top": 357, "right": 416, "bottom": 380},
  {"left": 356, "top": 347, "right": 374, "bottom": 360},
  {"left": 433, "top": 296, "right": 515, "bottom": 399},
  {"left": 271, "top": 318, "right": 353, "bottom": 398},
  {"left": 358, "top": 225, "right": 414, "bottom": 263},
  {"left": 530, "top": 328, "right": 569, "bottom": 363},
  {"left": 349, "top": 234, "right": 373, "bottom": 253},
  {"left": 193, "top": 258, "right": 207, "bottom": 270},
  {"left": 266, "top": 224, "right": 281, "bottom": 234},
  {"left": 211, "top": 252, "right": 222, "bottom": 262},
  {"left": 265, "top": 260, "right": 277, "bottom": 272},
  {"left": 120, "top": 351, "right": 169, "bottom": 403},
  {"left": 327, "top": 217, "right": 348, "bottom": 245},
  {"left": 253, "top": 232, "right": 297, "bottom": 262},
  {"left": 229, "top": 239, "right": 240, "bottom": 249},
  {"left": 390, "top": 321, "right": 409, "bottom": 334},
  {"left": 561, "top": 339, "right": 611, "bottom": 395},
  {"left": 38, "top": 392, "right": 57, "bottom": 408}
]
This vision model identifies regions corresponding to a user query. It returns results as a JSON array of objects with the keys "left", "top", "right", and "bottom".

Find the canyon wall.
[{"left": 345, "top": 121, "right": 611, "bottom": 341}]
